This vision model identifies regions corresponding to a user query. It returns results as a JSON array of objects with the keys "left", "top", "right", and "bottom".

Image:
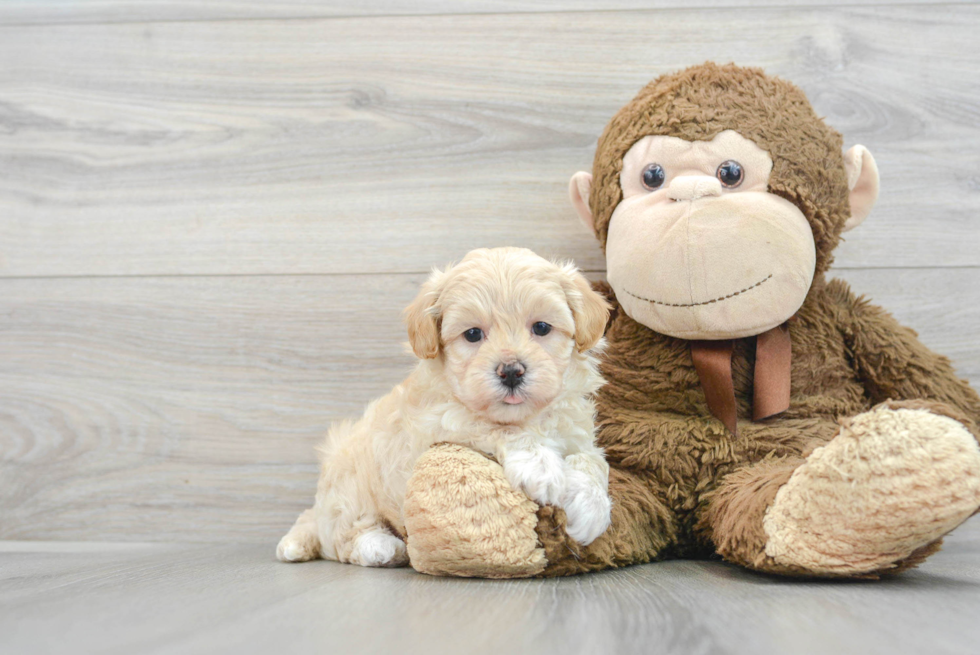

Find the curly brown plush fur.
[
  {"left": 537, "top": 64, "right": 980, "bottom": 578},
  {"left": 404, "top": 63, "right": 980, "bottom": 579}
]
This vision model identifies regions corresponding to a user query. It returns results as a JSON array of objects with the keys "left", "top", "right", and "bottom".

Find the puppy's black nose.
[{"left": 496, "top": 362, "right": 526, "bottom": 390}]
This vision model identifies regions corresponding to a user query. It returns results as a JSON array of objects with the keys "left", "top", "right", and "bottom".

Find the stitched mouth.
[{"left": 625, "top": 274, "right": 772, "bottom": 308}]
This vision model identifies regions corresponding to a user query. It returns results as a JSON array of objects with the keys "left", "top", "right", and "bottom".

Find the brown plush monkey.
[{"left": 402, "top": 63, "right": 980, "bottom": 579}]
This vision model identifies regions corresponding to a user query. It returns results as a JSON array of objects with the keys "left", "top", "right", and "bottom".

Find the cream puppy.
[{"left": 277, "top": 247, "right": 612, "bottom": 567}]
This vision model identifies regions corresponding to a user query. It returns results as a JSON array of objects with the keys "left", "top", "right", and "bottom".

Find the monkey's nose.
[
  {"left": 496, "top": 362, "right": 526, "bottom": 390},
  {"left": 667, "top": 175, "right": 723, "bottom": 201}
]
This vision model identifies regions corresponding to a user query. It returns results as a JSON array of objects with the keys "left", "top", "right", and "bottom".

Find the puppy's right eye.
[{"left": 463, "top": 328, "right": 483, "bottom": 343}]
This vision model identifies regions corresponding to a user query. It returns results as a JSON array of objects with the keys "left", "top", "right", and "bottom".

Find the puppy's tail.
[
  {"left": 315, "top": 418, "right": 356, "bottom": 463},
  {"left": 276, "top": 507, "right": 321, "bottom": 563}
]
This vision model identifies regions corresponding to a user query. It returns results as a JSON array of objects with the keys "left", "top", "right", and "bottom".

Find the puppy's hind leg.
[
  {"left": 276, "top": 508, "right": 321, "bottom": 563},
  {"left": 318, "top": 464, "right": 409, "bottom": 568},
  {"left": 347, "top": 522, "right": 410, "bottom": 568}
]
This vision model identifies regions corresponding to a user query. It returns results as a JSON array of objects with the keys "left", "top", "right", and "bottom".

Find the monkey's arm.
[
  {"left": 829, "top": 279, "right": 980, "bottom": 425},
  {"left": 535, "top": 464, "right": 678, "bottom": 576}
]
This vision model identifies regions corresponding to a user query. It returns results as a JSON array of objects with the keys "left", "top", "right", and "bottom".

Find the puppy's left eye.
[
  {"left": 531, "top": 322, "right": 552, "bottom": 336},
  {"left": 463, "top": 328, "right": 483, "bottom": 343}
]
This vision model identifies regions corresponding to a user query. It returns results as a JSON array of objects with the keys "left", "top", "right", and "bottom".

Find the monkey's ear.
[
  {"left": 569, "top": 172, "right": 596, "bottom": 236},
  {"left": 842, "top": 145, "right": 879, "bottom": 232},
  {"left": 560, "top": 264, "right": 611, "bottom": 352},
  {"left": 404, "top": 267, "right": 447, "bottom": 359}
]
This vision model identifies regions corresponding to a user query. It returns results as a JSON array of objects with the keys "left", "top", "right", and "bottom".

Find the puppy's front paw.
[
  {"left": 561, "top": 466, "right": 612, "bottom": 545},
  {"left": 503, "top": 447, "right": 566, "bottom": 507}
]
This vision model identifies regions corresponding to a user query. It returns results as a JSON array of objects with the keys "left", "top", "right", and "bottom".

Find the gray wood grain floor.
[{"left": 3, "top": 518, "right": 980, "bottom": 655}]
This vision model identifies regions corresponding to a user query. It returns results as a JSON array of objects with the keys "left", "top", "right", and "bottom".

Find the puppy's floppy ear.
[
  {"left": 404, "top": 266, "right": 449, "bottom": 359},
  {"left": 559, "top": 263, "right": 611, "bottom": 352}
]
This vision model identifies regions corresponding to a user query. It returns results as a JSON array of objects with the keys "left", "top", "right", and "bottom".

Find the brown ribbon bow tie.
[{"left": 689, "top": 323, "right": 792, "bottom": 435}]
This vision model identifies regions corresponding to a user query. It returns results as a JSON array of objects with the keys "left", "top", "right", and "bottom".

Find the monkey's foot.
[
  {"left": 403, "top": 443, "right": 546, "bottom": 578},
  {"left": 763, "top": 402, "right": 980, "bottom": 575}
]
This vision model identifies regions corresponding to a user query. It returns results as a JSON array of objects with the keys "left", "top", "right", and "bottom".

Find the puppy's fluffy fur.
[{"left": 277, "top": 247, "right": 612, "bottom": 567}]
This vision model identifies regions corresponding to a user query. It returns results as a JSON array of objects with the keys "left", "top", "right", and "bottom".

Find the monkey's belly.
[{"left": 596, "top": 408, "right": 844, "bottom": 523}]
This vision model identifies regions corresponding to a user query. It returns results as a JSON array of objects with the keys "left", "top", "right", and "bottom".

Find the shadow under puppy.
[{"left": 277, "top": 247, "right": 613, "bottom": 567}]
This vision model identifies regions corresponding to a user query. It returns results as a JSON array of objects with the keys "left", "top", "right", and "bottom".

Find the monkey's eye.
[
  {"left": 716, "top": 160, "right": 744, "bottom": 188},
  {"left": 641, "top": 164, "right": 666, "bottom": 190},
  {"left": 463, "top": 328, "right": 483, "bottom": 343},
  {"left": 531, "top": 322, "right": 552, "bottom": 336}
]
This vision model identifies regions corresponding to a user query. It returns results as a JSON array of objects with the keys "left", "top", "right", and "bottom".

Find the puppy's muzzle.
[{"left": 496, "top": 362, "right": 526, "bottom": 390}]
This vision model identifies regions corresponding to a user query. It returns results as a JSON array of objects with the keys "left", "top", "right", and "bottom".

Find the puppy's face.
[{"left": 405, "top": 248, "right": 609, "bottom": 425}]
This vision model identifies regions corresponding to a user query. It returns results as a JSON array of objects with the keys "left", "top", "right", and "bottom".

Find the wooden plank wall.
[{"left": 1, "top": 1, "right": 977, "bottom": 543}]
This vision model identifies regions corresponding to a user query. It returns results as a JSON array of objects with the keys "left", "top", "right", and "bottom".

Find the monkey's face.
[
  {"left": 568, "top": 65, "right": 880, "bottom": 341},
  {"left": 603, "top": 130, "right": 816, "bottom": 340}
]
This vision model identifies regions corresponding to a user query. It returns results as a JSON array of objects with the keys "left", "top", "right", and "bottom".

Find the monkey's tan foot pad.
[
  {"left": 404, "top": 443, "right": 546, "bottom": 578},
  {"left": 763, "top": 404, "right": 980, "bottom": 575}
]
